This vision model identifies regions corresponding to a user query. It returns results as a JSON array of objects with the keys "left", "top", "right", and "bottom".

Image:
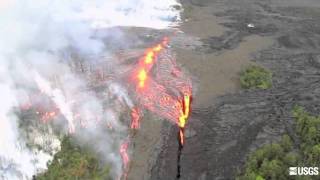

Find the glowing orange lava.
[
  {"left": 134, "top": 37, "right": 169, "bottom": 90},
  {"left": 130, "top": 107, "right": 141, "bottom": 129},
  {"left": 120, "top": 141, "right": 130, "bottom": 180},
  {"left": 178, "top": 94, "right": 191, "bottom": 145},
  {"left": 145, "top": 51, "right": 154, "bottom": 64},
  {"left": 179, "top": 129, "right": 184, "bottom": 145},
  {"left": 132, "top": 37, "right": 192, "bottom": 147},
  {"left": 121, "top": 38, "right": 173, "bottom": 180},
  {"left": 20, "top": 36, "right": 192, "bottom": 180},
  {"left": 138, "top": 69, "right": 147, "bottom": 88}
]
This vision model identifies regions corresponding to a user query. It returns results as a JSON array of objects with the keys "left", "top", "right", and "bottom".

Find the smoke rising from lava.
[{"left": 0, "top": 0, "right": 181, "bottom": 179}]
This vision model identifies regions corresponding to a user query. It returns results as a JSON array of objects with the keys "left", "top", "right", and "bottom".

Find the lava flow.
[
  {"left": 130, "top": 107, "right": 141, "bottom": 129},
  {"left": 21, "top": 36, "right": 192, "bottom": 180},
  {"left": 178, "top": 94, "right": 191, "bottom": 146},
  {"left": 176, "top": 94, "right": 192, "bottom": 179},
  {"left": 127, "top": 37, "right": 192, "bottom": 180},
  {"left": 120, "top": 139, "right": 130, "bottom": 180}
]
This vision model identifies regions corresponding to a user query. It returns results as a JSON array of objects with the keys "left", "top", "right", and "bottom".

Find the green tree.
[
  {"left": 36, "top": 137, "right": 111, "bottom": 180},
  {"left": 280, "top": 135, "right": 293, "bottom": 152},
  {"left": 260, "top": 159, "right": 286, "bottom": 180},
  {"left": 307, "top": 144, "right": 320, "bottom": 166},
  {"left": 283, "top": 152, "right": 299, "bottom": 166},
  {"left": 238, "top": 106, "right": 320, "bottom": 180}
]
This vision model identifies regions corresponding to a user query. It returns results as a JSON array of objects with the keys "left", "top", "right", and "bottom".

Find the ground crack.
[{"left": 176, "top": 128, "right": 183, "bottom": 180}]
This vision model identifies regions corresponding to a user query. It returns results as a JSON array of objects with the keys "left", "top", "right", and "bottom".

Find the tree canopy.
[
  {"left": 36, "top": 137, "right": 111, "bottom": 180},
  {"left": 238, "top": 106, "right": 320, "bottom": 180}
]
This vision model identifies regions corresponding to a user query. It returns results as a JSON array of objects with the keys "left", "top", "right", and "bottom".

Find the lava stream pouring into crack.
[
  {"left": 178, "top": 94, "right": 191, "bottom": 146},
  {"left": 121, "top": 37, "right": 192, "bottom": 180},
  {"left": 177, "top": 94, "right": 192, "bottom": 179}
]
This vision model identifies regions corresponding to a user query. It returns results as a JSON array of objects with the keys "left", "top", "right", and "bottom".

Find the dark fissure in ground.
[{"left": 176, "top": 129, "right": 183, "bottom": 179}]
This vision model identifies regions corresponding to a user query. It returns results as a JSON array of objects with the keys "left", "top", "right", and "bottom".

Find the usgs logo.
[{"left": 289, "top": 167, "right": 319, "bottom": 176}]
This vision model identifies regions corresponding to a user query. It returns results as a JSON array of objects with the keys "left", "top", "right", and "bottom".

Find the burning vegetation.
[
  {"left": 19, "top": 37, "right": 192, "bottom": 180},
  {"left": 0, "top": 0, "right": 185, "bottom": 179}
]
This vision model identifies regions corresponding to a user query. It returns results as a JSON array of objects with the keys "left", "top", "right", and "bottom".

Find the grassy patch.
[
  {"left": 237, "top": 106, "right": 320, "bottom": 180},
  {"left": 240, "top": 65, "right": 272, "bottom": 89}
]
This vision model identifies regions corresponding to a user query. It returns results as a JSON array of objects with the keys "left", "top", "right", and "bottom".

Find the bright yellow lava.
[
  {"left": 145, "top": 51, "right": 154, "bottom": 64},
  {"left": 153, "top": 44, "right": 162, "bottom": 52},
  {"left": 138, "top": 69, "right": 147, "bottom": 88},
  {"left": 179, "top": 94, "right": 191, "bottom": 128}
]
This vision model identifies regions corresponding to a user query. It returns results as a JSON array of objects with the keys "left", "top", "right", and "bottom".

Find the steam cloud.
[{"left": 0, "top": 0, "right": 180, "bottom": 179}]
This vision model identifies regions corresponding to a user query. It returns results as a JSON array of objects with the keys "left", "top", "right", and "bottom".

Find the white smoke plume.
[{"left": 0, "top": 0, "right": 180, "bottom": 179}]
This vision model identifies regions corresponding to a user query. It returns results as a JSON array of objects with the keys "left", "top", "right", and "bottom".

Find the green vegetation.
[
  {"left": 36, "top": 137, "right": 111, "bottom": 180},
  {"left": 240, "top": 65, "right": 272, "bottom": 89},
  {"left": 238, "top": 106, "right": 320, "bottom": 180},
  {"left": 293, "top": 106, "right": 320, "bottom": 166}
]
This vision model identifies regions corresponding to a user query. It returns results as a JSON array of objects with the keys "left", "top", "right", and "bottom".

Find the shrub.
[{"left": 240, "top": 65, "right": 272, "bottom": 89}]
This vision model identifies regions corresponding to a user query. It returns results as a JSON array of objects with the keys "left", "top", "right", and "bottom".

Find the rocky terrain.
[{"left": 147, "top": 0, "right": 320, "bottom": 180}]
